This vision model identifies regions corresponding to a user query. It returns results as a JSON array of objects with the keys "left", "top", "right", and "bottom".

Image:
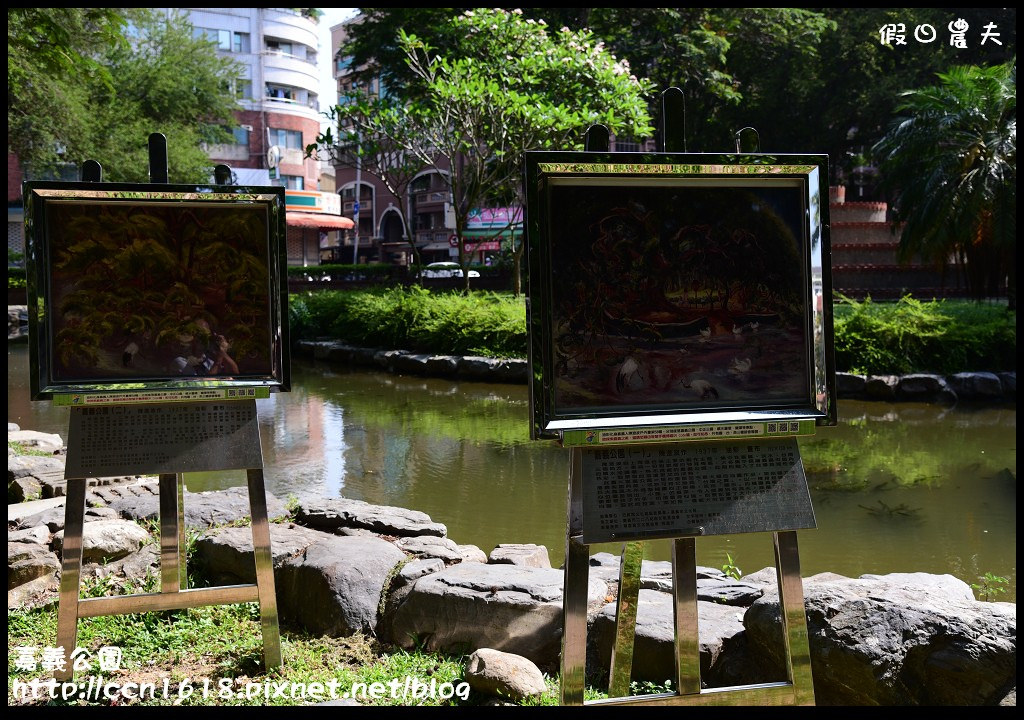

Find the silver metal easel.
[
  {"left": 51, "top": 138, "right": 281, "bottom": 681},
  {"left": 55, "top": 399, "right": 282, "bottom": 682},
  {"left": 557, "top": 95, "right": 816, "bottom": 706},
  {"left": 560, "top": 442, "right": 815, "bottom": 706}
]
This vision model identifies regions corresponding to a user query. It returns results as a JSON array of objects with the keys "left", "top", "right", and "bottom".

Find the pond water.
[{"left": 8, "top": 343, "right": 1017, "bottom": 602}]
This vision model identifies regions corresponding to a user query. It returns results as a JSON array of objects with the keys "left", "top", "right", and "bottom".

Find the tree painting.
[
  {"left": 46, "top": 199, "right": 273, "bottom": 381},
  {"left": 548, "top": 182, "right": 809, "bottom": 413}
]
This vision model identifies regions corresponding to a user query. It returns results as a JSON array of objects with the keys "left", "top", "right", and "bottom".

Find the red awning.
[{"left": 287, "top": 212, "right": 355, "bottom": 230}]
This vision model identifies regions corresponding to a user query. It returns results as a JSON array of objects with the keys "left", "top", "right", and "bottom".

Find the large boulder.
[
  {"left": 996, "top": 371, "right": 1016, "bottom": 397},
  {"left": 587, "top": 552, "right": 726, "bottom": 588},
  {"left": 9, "top": 453, "right": 65, "bottom": 490},
  {"left": 835, "top": 373, "right": 867, "bottom": 397},
  {"left": 8, "top": 572, "right": 60, "bottom": 609},
  {"left": 8, "top": 526, "right": 50, "bottom": 545},
  {"left": 488, "top": 544, "right": 551, "bottom": 569},
  {"left": 8, "top": 543, "right": 61, "bottom": 590},
  {"left": 744, "top": 572, "right": 1016, "bottom": 705},
  {"left": 896, "top": 374, "right": 956, "bottom": 403},
  {"left": 276, "top": 535, "right": 406, "bottom": 637},
  {"left": 193, "top": 523, "right": 329, "bottom": 585},
  {"left": 8, "top": 430, "right": 64, "bottom": 454},
  {"left": 864, "top": 375, "right": 899, "bottom": 400},
  {"left": 52, "top": 519, "right": 151, "bottom": 563},
  {"left": 389, "top": 562, "right": 605, "bottom": 669},
  {"left": 109, "top": 486, "right": 287, "bottom": 530},
  {"left": 13, "top": 505, "right": 118, "bottom": 533},
  {"left": 85, "top": 544, "right": 161, "bottom": 583},
  {"left": 946, "top": 372, "right": 1005, "bottom": 400},
  {"left": 396, "top": 535, "right": 464, "bottom": 563},
  {"left": 295, "top": 498, "right": 446, "bottom": 538},
  {"left": 592, "top": 589, "right": 751, "bottom": 687},
  {"left": 9, "top": 453, "right": 68, "bottom": 502}
]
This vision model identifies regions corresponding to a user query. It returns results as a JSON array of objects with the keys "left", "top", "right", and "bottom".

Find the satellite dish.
[{"left": 266, "top": 145, "right": 282, "bottom": 169}]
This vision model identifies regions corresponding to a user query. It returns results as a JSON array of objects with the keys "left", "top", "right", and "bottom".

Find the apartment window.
[
  {"left": 266, "top": 85, "right": 295, "bottom": 101},
  {"left": 282, "top": 175, "right": 304, "bottom": 190},
  {"left": 267, "top": 40, "right": 293, "bottom": 55},
  {"left": 192, "top": 28, "right": 249, "bottom": 53},
  {"left": 269, "top": 128, "right": 303, "bottom": 150},
  {"left": 232, "top": 127, "right": 249, "bottom": 146},
  {"left": 235, "top": 79, "right": 252, "bottom": 99},
  {"left": 233, "top": 32, "right": 250, "bottom": 54}
]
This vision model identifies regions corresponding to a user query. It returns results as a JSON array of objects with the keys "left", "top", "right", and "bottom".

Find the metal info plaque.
[
  {"left": 581, "top": 437, "right": 815, "bottom": 543},
  {"left": 65, "top": 401, "right": 263, "bottom": 478}
]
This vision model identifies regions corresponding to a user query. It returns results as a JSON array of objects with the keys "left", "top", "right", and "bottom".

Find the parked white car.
[{"left": 420, "top": 262, "right": 481, "bottom": 279}]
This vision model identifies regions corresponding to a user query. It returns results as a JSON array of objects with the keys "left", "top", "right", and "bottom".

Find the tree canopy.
[
  {"left": 873, "top": 60, "right": 1016, "bottom": 305},
  {"left": 8, "top": 9, "right": 242, "bottom": 183},
  {"left": 317, "top": 8, "right": 654, "bottom": 292},
  {"left": 338, "top": 8, "right": 1016, "bottom": 167}
]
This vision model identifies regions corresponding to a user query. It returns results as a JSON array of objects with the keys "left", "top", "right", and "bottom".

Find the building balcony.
[
  {"left": 261, "top": 9, "right": 319, "bottom": 49},
  {"left": 264, "top": 60, "right": 319, "bottom": 94},
  {"left": 414, "top": 190, "right": 449, "bottom": 211}
]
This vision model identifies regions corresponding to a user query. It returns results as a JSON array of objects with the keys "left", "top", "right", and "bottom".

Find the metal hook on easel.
[{"left": 735, "top": 127, "right": 761, "bottom": 154}]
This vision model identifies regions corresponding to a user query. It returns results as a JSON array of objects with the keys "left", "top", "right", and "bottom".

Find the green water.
[{"left": 8, "top": 343, "right": 1017, "bottom": 601}]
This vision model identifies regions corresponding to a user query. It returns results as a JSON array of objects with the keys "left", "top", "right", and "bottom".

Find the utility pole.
[{"left": 352, "top": 131, "right": 361, "bottom": 265}]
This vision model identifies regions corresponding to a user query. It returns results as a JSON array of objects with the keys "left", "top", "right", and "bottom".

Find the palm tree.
[{"left": 873, "top": 60, "right": 1016, "bottom": 308}]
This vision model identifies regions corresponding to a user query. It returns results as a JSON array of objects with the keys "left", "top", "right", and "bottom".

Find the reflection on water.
[{"left": 7, "top": 343, "right": 1016, "bottom": 601}]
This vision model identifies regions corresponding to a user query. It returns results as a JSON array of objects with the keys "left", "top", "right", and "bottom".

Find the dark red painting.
[
  {"left": 548, "top": 181, "right": 809, "bottom": 414},
  {"left": 46, "top": 200, "right": 273, "bottom": 382}
]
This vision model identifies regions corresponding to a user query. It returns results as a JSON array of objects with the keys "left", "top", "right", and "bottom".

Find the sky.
[{"left": 316, "top": 7, "right": 359, "bottom": 128}]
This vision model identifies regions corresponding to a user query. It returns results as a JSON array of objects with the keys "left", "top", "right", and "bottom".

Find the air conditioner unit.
[{"left": 241, "top": 124, "right": 254, "bottom": 131}]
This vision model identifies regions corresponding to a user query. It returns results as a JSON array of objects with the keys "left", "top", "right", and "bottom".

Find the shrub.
[
  {"left": 289, "top": 287, "right": 526, "bottom": 358},
  {"left": 833, "top": 295, "right": 1015, "bottom": 374}
]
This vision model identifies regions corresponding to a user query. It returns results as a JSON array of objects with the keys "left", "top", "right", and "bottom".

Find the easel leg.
[
  {"left": 774, "top": 531, "right": 815, "bottom": 705},
  {"left": 672, "top": 537, "right": 701, "bottom": 694},
  {"left": 247, "top": 469, "right": 282, "bottom": 669},
  {"left": 55, "top": 478, "right": 87, "bottom": 682},
  {"left": 159, "top": 473, "right": 181, "bottom": 593},
  {"left": 608, "top": 540, "right": 644, "bottom": 697},
  {"left": 560, "top": 448, "right": 588, "bottom": 706},
  {"left": 178, "top": 473, "right": 187, "bottom": 589}
]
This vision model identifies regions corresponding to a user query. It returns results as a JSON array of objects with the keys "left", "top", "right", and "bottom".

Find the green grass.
[
  {"left": 7, "top": 573, "right": 471, "bottom": 707},
  {"left": 8, "top": 565, "right": 646, "bottom": 707}
]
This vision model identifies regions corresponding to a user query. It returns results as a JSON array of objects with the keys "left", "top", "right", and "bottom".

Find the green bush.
[
  {"left": 289, "top": 287, "right": 526, "bottom": 358},
  {"left": 8, "top": 266, "right": 26, "bottom": 289},
  {"left": 833, "top": 295, "right": 1016, "bottom": 374}
]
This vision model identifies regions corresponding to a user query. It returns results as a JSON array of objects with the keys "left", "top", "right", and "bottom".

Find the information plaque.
[
  {"left": 580, "top": 437, "right": 815, "bottom": 543},
  {"left": 65, "top": 401, "right": 263, "bottom": 478}
]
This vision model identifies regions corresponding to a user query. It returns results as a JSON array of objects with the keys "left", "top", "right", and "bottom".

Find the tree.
[
  {"left": 340, "top": 8, "right": 835, "bottom": 151},
  {"left": 8, "top": 9, "right": 242, "bottom": 183},
  {"left": 872, "top": 60, "right": 1016, "bottom": 306},
  {"left": 82, "top": 10, "right": 243, "bottom": 183},
  {"left": 8, "top": 8, "right": 131, "bottom": 172},
  {"left": 317, "top": 8, "right": 654, "bottom": 293},
  {"left": 716, "top": 8, "right": 1016, "bottom": 181},
  {"left": 314, "top": 101, "right": 432, "bottom": 274},
  {"left": 524, "top": 8, "right": 835, "bottom": 151}
]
